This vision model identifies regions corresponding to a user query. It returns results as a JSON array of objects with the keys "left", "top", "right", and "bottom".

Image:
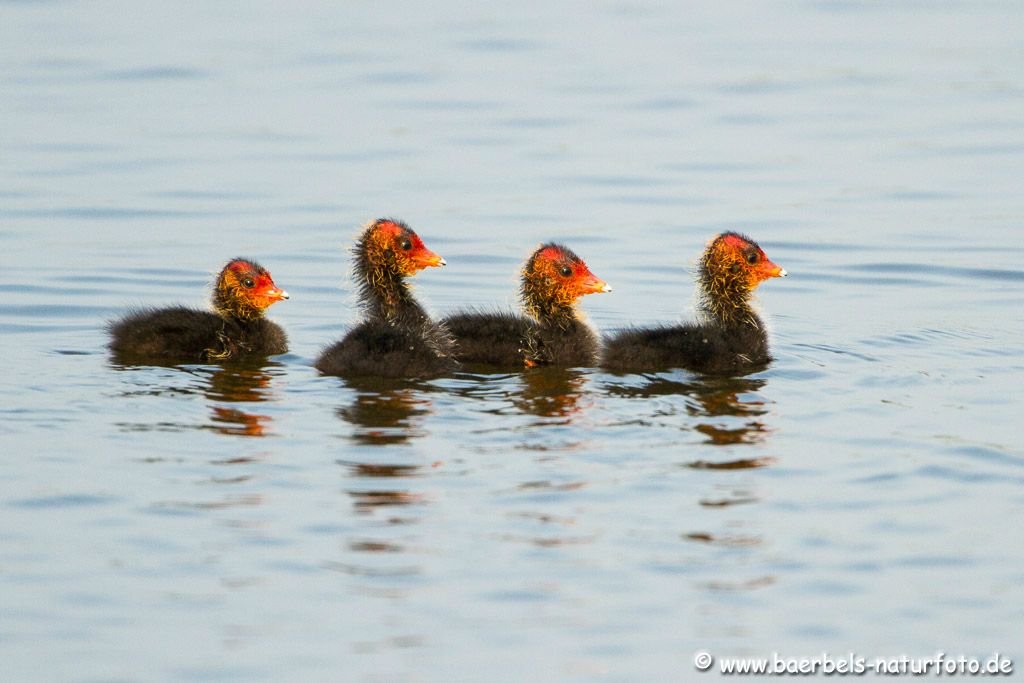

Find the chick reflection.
[
  {"left": 340, "top": 460, "right": 427, "bottom": 516},
  {"left": 208, "top": 406, "right": 270, "bottom": 437},
  {"left": 688, "top": 375, "right": 770, "bottom": 446},
  {"left": 605, "top": 374, "right": 771, "bottom": 446},
  {"left": 203, "top": 360, "right": 280, "bottom": 403},
  {"left": 109, "top": 357, "right": 280, "bottom": 437},
  {"left": 513, "top": 367, "right": 587, "bottom": 420},
  {"left": 332, "top": 459, "right": 425, "bottom": 589},
  {"left": 336, "top": 378, "right": 432, "bottom": 445},
  {"left": 201, "top": 361, "right": 279, "bottom": 437}
]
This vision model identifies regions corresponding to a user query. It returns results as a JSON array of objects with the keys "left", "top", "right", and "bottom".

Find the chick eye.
[
  {"left": 400, "top": 239, "right": 413, "bottom": 251},
  {"left": 746, "top": 252, "right": 759, "bottom": 265},
  {"left": 559, "top": 266, "right": 573, "bottom": 277},
  {"left": 242, "top": 278, "right": 255, "bottom": 288}
]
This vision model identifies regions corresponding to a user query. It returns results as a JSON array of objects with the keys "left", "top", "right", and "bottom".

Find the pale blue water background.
[{"left": 2, "top": 1, "right": 1023, "bottom": 681}]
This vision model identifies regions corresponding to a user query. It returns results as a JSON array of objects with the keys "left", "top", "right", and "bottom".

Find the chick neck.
[
  {"left": 354, "top": 237, "right": 427, "bottom": 324},
  {"left": 697, "top": 256, "right": 760, "bottom": 329},
  {"left": 520, "top": 274, "right": 579, "bottom": 330}
]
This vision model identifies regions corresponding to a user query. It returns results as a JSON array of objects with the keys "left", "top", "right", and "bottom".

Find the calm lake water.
[{"left": 2, "top": 1, "right": 1023, "bottom": 681}]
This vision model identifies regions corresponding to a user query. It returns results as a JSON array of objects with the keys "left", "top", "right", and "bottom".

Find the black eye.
[
  {"left": 401, "top": 239, "right": 412, "bottom": 251},
  {"left": 559, "top": 266, "right": 572, "bottom": 277},
  {"left": 746, "top": 252, "right": 758, "bottom": 265},
  {"left": 242, "top": 278, "right": 255, "bottom": 288}
]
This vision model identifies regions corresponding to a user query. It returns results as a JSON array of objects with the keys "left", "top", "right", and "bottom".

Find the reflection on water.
[
  {"left": 349, "top": 539, "right": 403, "bottom": 553},
  {"left": 698, "top": 492, "right": 759, "bottom": 508},
  {"left": 110, "top": 359, "right": 281, "bottom": 438},
  {"left": 335, "top": 369, "right": 591, "bottom": 446},
  {"left": 110, "top": 362, "right": 282, "bottom": 514},
  {"left": 332, "top": 380, "right": 431, "bottom": 602},
  {"left": 340, "top": 460, "right": 422, "bottom": 479},
  {"left": 617, "top": 372, "right": 777, "bottom": 596},
  {"left": 702, "top": 575, "right": 776, "bottom": 592},
  {"left": 203, "top": 361, "right": 280, "bottom": 403},
  {"left": 333, "top": 379, "right": 434, "bottom": 539},
  {"left": 684, "top": 531, "right": 762, "bottom": 547},
  {"left": 209, "top": 406, "right": 270, "bottom": 437},
  {"left": 501, "top": 509, "right": 591, "bottom": 549},
  {"left": 336, "top": 378, "right": 433, "bottom": 446},
  {"left": 346, "top": 486, "right": 427, "bottom": 514},
  {"left": 604, "top": 374, "right": 768, "bottom": 416},
  {"left": 604, "top": 373, "right": 773, "bottom": 448},
  {"left": 688, "top": 456, "right": 775, "bottom": 470},
  {"left": 514, "top": 368, "right": 588, "bottom": 421},
  {"left": 151, "top": 493, "right": 265, "bottom": 513},
  {"left": 323, "top": 559, "right": 421, "bottom": 578},
  {"left": 332, "top": 370, "right": 598, "bottom": 584},
  {"left": 693, "top": 420, "right": 769, "bottom": 445},
  {"left": 206, "top": 362, "right": 279, "bottom": 437}
]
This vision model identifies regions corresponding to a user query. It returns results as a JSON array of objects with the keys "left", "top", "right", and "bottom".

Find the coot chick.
[
  {"left": 108, "top": 258, "right": 289, "bottom": 362},
  {"left": 601, "top": 232, "right": 786, "bottom": 374},
  {"left": 314, "top": 218, "right": 457, "bottom": 379},
  {"left": 444, "top": 243, "right": 611, "bottom": 368}
]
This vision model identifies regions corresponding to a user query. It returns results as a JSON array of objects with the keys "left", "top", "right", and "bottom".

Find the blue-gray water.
[{"left": 2, "top": 2, "right": 1023, "bottom": 681}]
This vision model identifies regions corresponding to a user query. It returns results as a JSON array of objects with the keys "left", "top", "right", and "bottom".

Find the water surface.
[{"left": 2, "top": 1, "right": 1023, "bottom": 681}]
